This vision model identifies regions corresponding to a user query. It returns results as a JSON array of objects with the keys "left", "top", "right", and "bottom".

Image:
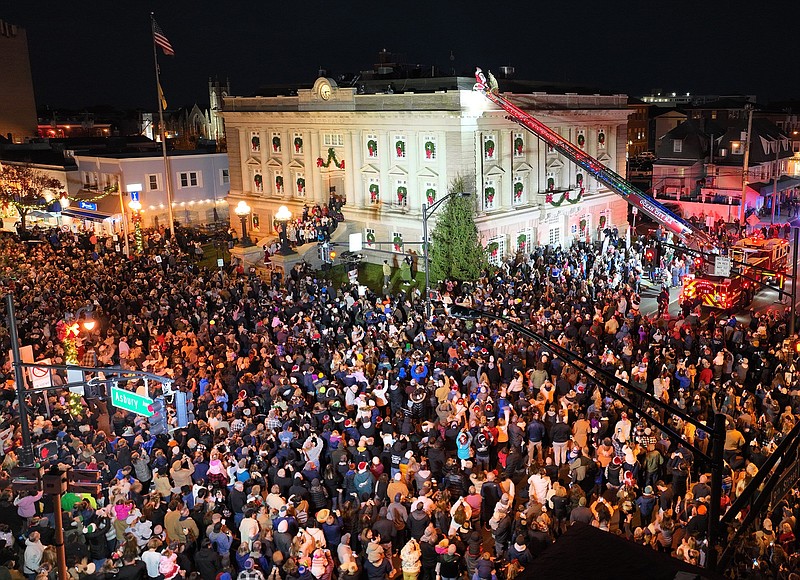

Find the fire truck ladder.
[{"left": 473, "top": 68, "right": 718, "bottom": 251}]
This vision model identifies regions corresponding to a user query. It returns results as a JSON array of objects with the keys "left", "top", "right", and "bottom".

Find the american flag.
[{"left": 152, "top": 19, "right": 174, "bottom": 56}]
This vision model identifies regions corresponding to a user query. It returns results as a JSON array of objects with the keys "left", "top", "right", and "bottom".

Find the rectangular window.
[
  {"left": 178, "top": 171, "right": 200, "bottom": 188},
  {"left": 731, "top": 141, "right": 744, "bottom": 155},
  {"left": 365, "top": 227, "right": 376, "bottom": 247},
  {"left": 147, "top": 174, "right": 160, "bottom": 191},
  {"left": 512, "top": 174, "right": 525, "bottom": 206},
  {"left": 483, "top": 179, "right": 497, "bottom": 211},
  {"left": 295, "top": 172, "right": 305, "bottom": 197},
  {"left": 513, "top": 132, "right": 524, "bottom": 158},
  {"left": 366, "top": 134, "right": 379, "bottom": 159},
  {"left": 393, "top": 135, "right": 406, "bottom": 159},
  {"left": 323, "top": 133, "right": 344, "bottom": 147},
  {"left": 252, "top": 171, "right": 263, "bottom": 193},
  {"left": 274, "top": 171, "right": 284, "bottom": 195},
  {"left": 422, "top": 135, "right": 437, "bottom": 160},
  {"left": 292, "top": 132, "right": 304, "bottom": 155},
  {"left": 515, "top": 229, "right": 532, "bottom": 253},
  {"left": 673, "top": 140, "right": 683, "bottom": 153},
  {"left": 394, "top": 179, "right": 408, "bottom": 207},
  {"left": 423, "top": 181, "right": 437, "bottom": 206},
  {"left": 392, "top": 231, "right": 403, "bottom": 253},
  {"left": 250, "top": 131, "right": 260, "bottom": 153},
  {"left": 483, "top": 134, "right": 497, "bottom": 161},
  {"left": 367, "top": 178, "right": 380, "bottom": 204},
  {"left": 271, "top": 132, "right": 282, "bottom": 154},
  {"left": 548, "top": 227, "right": 562, "bottom": 248},
  {"left": 487, "top": 235, "right": 505, "bottom": 266},
  {"left": 220, "top": 169, "right": 229, "bottom": 185}
]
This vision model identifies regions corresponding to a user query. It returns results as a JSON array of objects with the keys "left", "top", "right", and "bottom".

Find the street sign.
[
  {"left": 110, "top": 386, "right": 154, "bottom": 417},
  {"left": 28, "top": 359, "right": 52, "bottom": 390},
  {"left": 714, "top": 256, "right": 732, "bottom": 277},
  {"left": 632, "top": 207, "right": 638, "bottom": 215},
  {"left": 349, "top": 232, "right": 363, "bottom": 252}
]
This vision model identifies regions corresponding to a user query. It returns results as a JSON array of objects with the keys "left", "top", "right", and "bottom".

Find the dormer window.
[
  {"left": 731, "top": 141, "right": 744, "bottom": 155},
  {"left": 673, "top": 140, "right": 683, "bottom": 153}
]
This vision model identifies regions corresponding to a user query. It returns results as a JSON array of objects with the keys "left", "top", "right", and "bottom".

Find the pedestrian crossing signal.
[{"left": 147, "top": 397, "right": 169, "bottom": 436}]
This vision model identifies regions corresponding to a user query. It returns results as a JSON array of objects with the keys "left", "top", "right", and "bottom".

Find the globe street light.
[
  {"left": 274, "top": 205, "right": 295, "bottom": 256},
  {"left": 423, "top": 191, "right": 472, "bottom": 318},
  {"left": 234, "top": 201, "right": 253, "bottom": 247}
]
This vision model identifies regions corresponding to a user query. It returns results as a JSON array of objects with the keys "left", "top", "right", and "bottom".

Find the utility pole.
[
  {"left": 740, "top": 105, "right": 754, "bottom": 227},
  {"left": 6, "top": 294, "right": 34, "bottom": 467},
  {"left": 771, "top": 136, "right": 781, "bottom": 224}
]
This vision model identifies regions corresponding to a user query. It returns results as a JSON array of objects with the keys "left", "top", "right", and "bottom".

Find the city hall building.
[{"left": 222, "top": 68, "right": 630, "bottom": 264}]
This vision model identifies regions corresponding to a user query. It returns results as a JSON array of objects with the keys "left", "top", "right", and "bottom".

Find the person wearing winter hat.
[{"left": 400, "top": 537, "right": 421, "bottom": 580}]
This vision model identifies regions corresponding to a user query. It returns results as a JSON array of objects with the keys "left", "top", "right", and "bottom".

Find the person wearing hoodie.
[
  {"left": 489, "top": 510, "right": 512, "bottom": 560},
  {"left": 363, "top": 541, "right": 392, "bottom": 580},
  {"left": 436, "top": 542, "right": 462, "bottom": 580},
  {"left": 407, "top": 503, "right": 430, "bottom": 541},
  {"left": 353, "top": 463, "right": 376, "bottom": 498},
  {"left": 338, "top": 533, "right": 355, "bottom": 565},
  {"left": 400, "top": 538, "right": 421, "bottom": 580},
  {"left": 505, "top": 535, "right": 533, "bottom": 566}
]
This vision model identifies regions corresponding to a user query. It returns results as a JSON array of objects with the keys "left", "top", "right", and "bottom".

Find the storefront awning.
[{"left": 61, "top": 208, "right": 112, "bottom": 222}]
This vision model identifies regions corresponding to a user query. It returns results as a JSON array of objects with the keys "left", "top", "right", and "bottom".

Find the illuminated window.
[
  {"left": 548, "top": 227, "right": 562, "bottom": 248},
  {"left": 731, "top": 141, "right": 744, "bottom": 155}
]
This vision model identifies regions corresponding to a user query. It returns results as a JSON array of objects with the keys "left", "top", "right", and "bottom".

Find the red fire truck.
[{"left": 680, "top": 236, "right": 789, "bottom": 310}]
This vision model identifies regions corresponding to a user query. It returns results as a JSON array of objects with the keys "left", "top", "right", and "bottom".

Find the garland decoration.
[
  {"left": 487, "top": 241, "right": 499, "bottom": 257},
  {"left": 484, "top": 139, "right": 495, "bottom": 158},
  {"left": 517, "top": 234, "right": 527, "bottom": 249},
  {"left": 316, "top": 148, "right": 345, "bottom": 169},
  {"left": 547, "top": 189, "right": 584, "bottom": 207}
]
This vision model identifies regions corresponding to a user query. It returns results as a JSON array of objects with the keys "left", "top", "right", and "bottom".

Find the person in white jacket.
[
  {"left": 527, "top": 468, "right": 551, "bottom": 505},
  {"left": 24, "top": 531, "right": 44, "bottom": 577}
]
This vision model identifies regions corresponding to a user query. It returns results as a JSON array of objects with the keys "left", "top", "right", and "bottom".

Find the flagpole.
[{"left": 151, "top": 12, "right": 176, "bottom": 240}]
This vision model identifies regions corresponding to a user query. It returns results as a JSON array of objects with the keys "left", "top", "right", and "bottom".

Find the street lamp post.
[
  {"left": 423, "top": 191, "right": 472, "bottom": 318},
  {"left": 274, "top": 205, "right": 296, "bottom": 256},
  {"left": 234, "top": 201, "right": 253, "bottom": 247}
]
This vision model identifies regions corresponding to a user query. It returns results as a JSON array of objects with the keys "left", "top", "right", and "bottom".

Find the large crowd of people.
[{"left": 0, "top": 225, "right": 795, "bottom": 580}]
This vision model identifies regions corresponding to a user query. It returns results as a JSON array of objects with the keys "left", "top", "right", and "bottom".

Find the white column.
[
  {"left": 348, "top": 130, "right": 364, "bottom": 207},
  {"left": 281, "top": 129, "right": 291, "bottom": 201},
  {"left": 240, "top": 128, "right": 250, "bottom": 194},
  {"left": 502, "top": 128, "right": 513, "bottom": 209},
  {"left": 407, "top": 131, "right": 420, "bottom": 212},
  {"left": 311, "top": 132, "right": 324, "bottom": 205},
  {"left": 345, "top": 131, "right": 357, "bottom": 207}
]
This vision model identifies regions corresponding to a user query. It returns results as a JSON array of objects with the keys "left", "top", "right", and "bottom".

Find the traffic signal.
[
  {"left": 329, "top": 249, "right": 337, "bottom": 261},
  {"left": 644, "top": 248, "right": 655, "bottom": 267},
  {"left": 147, "top": 397, "right": 169, "bottom": 436},
  {"left": 67, "top": 469, "right": 102, "bottom": 495},
  {"left": 694, "top": 257, "right": 704, "bottom": 271},
  {"left": 36, "top": 441, "right": 58, "bottom": 463}
]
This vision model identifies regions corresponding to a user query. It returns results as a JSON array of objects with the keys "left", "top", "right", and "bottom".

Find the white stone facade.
[{"left": 222, "top": 78, "right": 630, "bottom": 262}]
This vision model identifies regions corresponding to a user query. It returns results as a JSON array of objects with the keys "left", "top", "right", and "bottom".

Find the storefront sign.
[{"left": 78, "top": 201, "right": 97, "bottom": 211}]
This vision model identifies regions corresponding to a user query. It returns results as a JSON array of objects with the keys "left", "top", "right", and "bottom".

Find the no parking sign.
[{"left": 28, "top": 359, "right": 52, "bottom": 390}]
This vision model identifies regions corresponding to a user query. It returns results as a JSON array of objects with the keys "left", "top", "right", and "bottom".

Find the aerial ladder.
[{"left": 473, "top": 68, "right": 718, "bottom": 252}]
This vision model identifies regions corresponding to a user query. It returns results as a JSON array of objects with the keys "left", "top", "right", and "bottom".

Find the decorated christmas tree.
[{"left": 429, "top": 176, "right": 487, "bottom": 283}]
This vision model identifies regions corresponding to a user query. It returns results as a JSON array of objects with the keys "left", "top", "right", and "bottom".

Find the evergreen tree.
[{"left": 429, "top": 176, "right": 486, "bottom": 283}]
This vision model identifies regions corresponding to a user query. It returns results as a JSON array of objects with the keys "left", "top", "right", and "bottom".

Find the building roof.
[
  {"left": 655, "top": 118, "right": 721, "bottom": 161},
  {"left": 715, "top": 118, "right": 793, "bottom": 166},
  {"left": 0, "top": 146, "right": 77, "bottom": 168}
]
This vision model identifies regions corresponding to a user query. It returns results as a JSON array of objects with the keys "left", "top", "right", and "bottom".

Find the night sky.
[{"left": 4, "top": 0, "right": 799, "bottom": 111}]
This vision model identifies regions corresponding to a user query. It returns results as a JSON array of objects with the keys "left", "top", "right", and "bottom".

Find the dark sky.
[{"left": 5, "top": 0, "right": 799, "bottom": 111}]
